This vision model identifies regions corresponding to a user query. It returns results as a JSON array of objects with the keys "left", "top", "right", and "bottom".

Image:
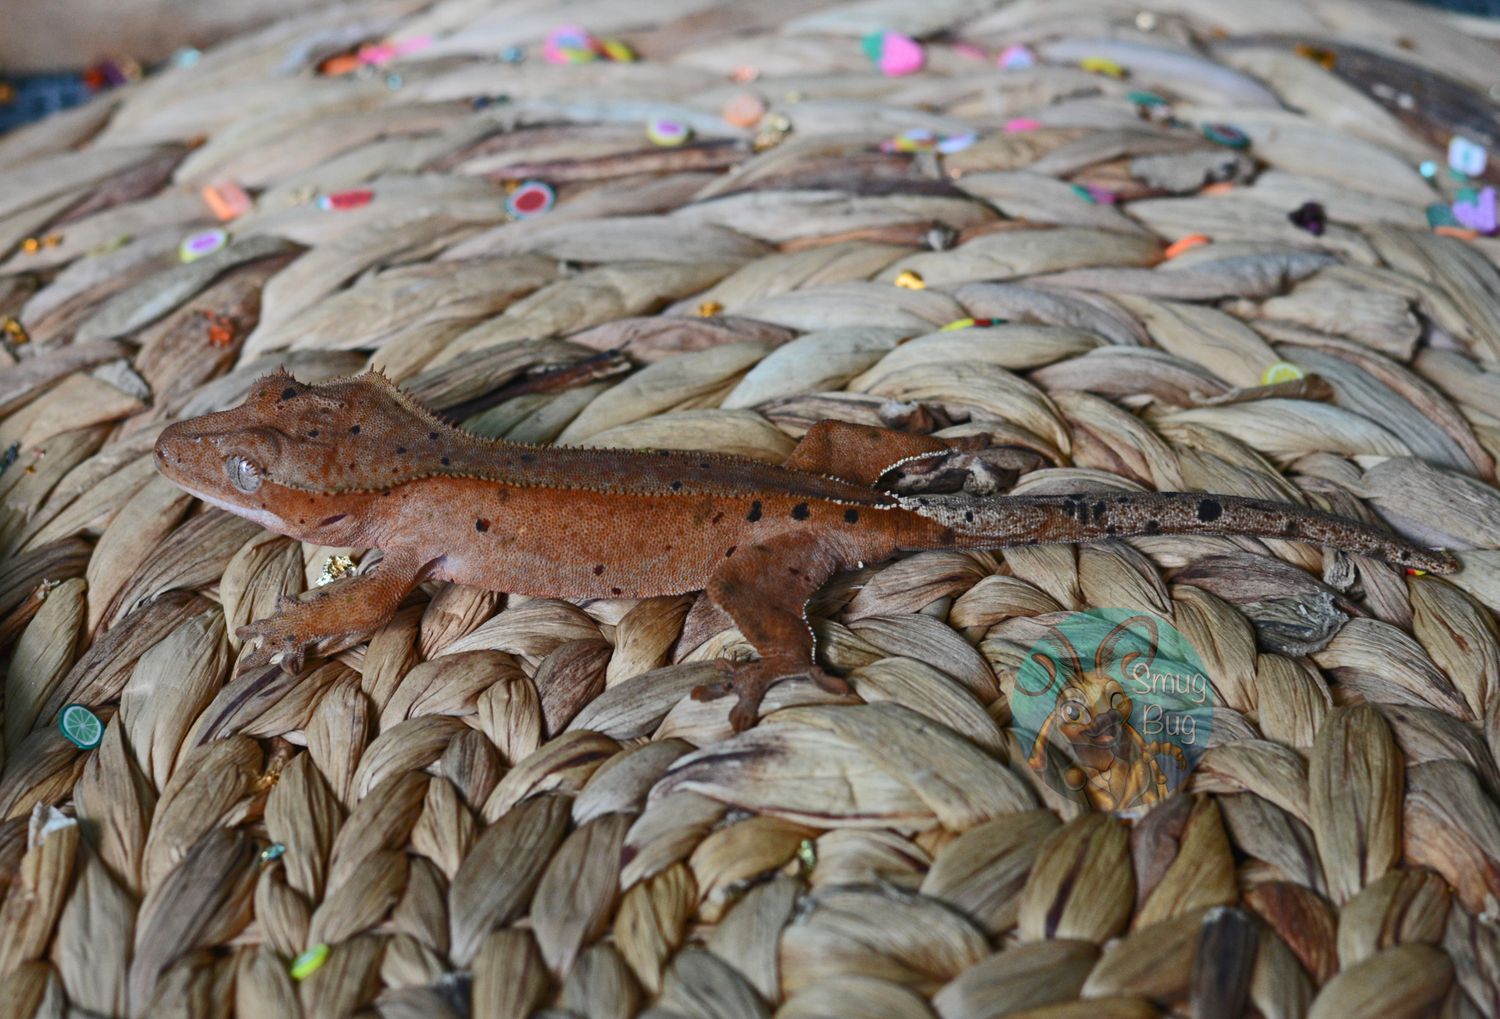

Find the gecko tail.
[{"left": 900, "top": 491, "right": 1460, "bottom": 574}]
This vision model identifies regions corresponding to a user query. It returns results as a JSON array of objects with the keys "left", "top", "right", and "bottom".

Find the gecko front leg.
[
  {"left": 237, "top": 545, "right": 433, "bottom": 672},
  {"left": 692, "top": 531, "right": 886, "bottom": 731}
]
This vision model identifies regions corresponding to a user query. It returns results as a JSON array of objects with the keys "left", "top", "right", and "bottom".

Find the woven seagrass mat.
[{"left": 6, "top": 1, "right": 1500, "bottom": 1016}]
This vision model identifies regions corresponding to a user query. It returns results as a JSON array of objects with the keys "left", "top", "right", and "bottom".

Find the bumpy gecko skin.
[{"left": 153, "top": 369, "right": 1460, "bottom": 730}]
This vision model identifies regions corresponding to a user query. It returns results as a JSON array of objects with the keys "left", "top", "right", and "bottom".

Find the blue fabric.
[{"left": 0, "top": 74, "right": 93, "bottom": 133}]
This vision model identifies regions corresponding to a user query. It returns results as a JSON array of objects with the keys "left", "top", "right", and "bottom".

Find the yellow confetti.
[
  {"left": 1261, "top": 361, "right": 1304, "bottom": 385},
  {"left": 940, "top": 317, "right": 976, "bottom": 331},
  {"left": 697, "top": 300, "right": 723, "bottom": 317},
  {"left": 290, "top": 944, "right": 329, "bottom": 980},
  {"left": 1079, "top": 56, "right": 1125, "bottom": 78},
  {"left": 894, "top": 270, "right": 926, "bottom": 290}
]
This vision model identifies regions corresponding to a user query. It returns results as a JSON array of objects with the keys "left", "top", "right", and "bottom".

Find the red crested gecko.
[{"left": 154, "top": 369, "right": 1459, "bottom": 731}]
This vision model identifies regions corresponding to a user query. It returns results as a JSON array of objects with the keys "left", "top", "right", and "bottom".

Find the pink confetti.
[
  {"left": 874, "top": 32, "right": 925, "bottom": 77},
  {"left": 952, "top": 42, "right": 988, "bottom": 61},
  {"left": 1004, "top": 117, "right": 1042, "bottom": 133}
]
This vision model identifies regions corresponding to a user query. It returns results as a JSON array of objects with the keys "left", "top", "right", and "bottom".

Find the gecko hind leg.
[
  {"left": 783, "top": 420, "right": 982, "bottom": 487},
  {"left": 691, "top": 531, "right": 880, "bottom": 731},
  {"left": 237, "top": 545, "right": 431, "bottom": 672}
]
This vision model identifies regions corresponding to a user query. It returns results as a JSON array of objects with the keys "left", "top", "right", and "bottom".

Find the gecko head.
[{"left": 154, "top": 367, "right": 443, "bottom": 515}]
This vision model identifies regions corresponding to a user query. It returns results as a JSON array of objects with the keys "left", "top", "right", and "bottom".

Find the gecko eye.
[
  {"left": 1061, "top": 701, "right": 1085, "bottom": 723},
  {"left": 226, "top": 455, "right": 262, "bottom": 493}
]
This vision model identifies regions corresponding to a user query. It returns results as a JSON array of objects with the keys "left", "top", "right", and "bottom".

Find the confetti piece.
[
  {"left": 600, "top": 38, "right": 636, "bottom": 62},
  {"left": 953, "top": 42, "right": 988, "bottom": 61},
  {"left": 1406, "top": 567, "right": 1428, "bottom": 577},
  {"left": 1435, "top": 225, "right": 1479, "bottom": 239},
  {"left": 646, "top": 118, "right": 691, "bottom": 147},
  {"left": 1201, "top": 182, "right": 1236, "bottom": 195},
  {"left": 998, "top": 44, "right": 1035, "bottom": 70},
  {"left": 544, "top": 25, "right": 600, "bottom": 65},
  {"left": 179, "top": 229, "right": 227, "bottom": 263},
  {"left": 730, "top": 65, "right": 759, "bottom": 83},
  {"left": 1079, "top": 56, "right": 1125, "bottom": 77},
  {"left": 1453, "top": 186, "right": 1497, "bottom": 233},
  {"left": 506, "top": 180, "right": 555, "bottom": 218},
  {"left": 936, "top": 131, "right": 976, "bottom": 154},
  {"left": 1004, "top": 117, "right": 1042, "bottom": 133},
  {"left": 723, "top": 92, "right": 765, "bottom": 127},
  {"left": 881, "top": 129, "right": 935, "bottom": 154},
  {"left": 1201, "top": 123, "right": 1249, "bottom": 148},
  {"left": 941, "top": 318, "right": 1002, "bottom": 330},
  {"left": 1261, "top": 361, "right": 1304, "bottom": 385},
  {"left": 1127, "top": 91, "right": 1167, "bottom": 107},
  {"left": 1448, "top": 135, "right": 1488, "bottom": 177},
  {"left": 501, "top": 46, "right": 525, "bottom": 63},
  {"left": 316, "top": 554, "right": 356, "bottom": 587},
  {"left": 1427, "top": 203, "right": 1460, "bottom": 228},
  {"left": 290, "top": 944, "right": 330, "bottom": 980},
  {"left": 863, "top": 30, "right": 925, "bottom": 77},
  {"left": 3, "top": 318, "right": 29, "bottom": 344},
  {"left": 1419, "top": 160, "right": 1438, "bottom": 180},
  {"left": 1071, "top": 184, "right": 1097, "bottom": 204},
  {"left": 59, "top": 704, "right": 103, "bottom": 750},
  {"left": 259, "top": 843, "right": 286, "bottom": 864},
  {"left": 319, "top": 53, "right": 363, "bottom": 76},
  {"left": 1164, "top": 234, "right": 1210, "bottom": 259},
  {"left": 697, "top": 300, "right": 723, "bottom": 317},
  {"left": 893, "top": 270, "right": 926, "bottom": 290},
  {"left": 1292, "top": 43, "right": 1336, "bottom": 69},
  {"left": 173, "top": 47, "right": 203, "bottom": 69},
  {"left": 317, "top": 189, "right": 374, "bottom": 211},
  {"left": 202, "top": 181, "right": 252, "bottom": 221},
  {"left": 1287, "top": 201, "right": 1326, "bottom": 236}
]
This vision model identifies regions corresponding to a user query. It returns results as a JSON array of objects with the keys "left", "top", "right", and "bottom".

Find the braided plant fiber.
[{"left": 4, "top": 1, "right": 1500, "bottom": 1017}]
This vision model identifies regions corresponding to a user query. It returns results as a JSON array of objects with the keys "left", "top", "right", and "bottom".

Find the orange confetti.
[
  {"left": 1200, "top": 182, "right": 1236, "bottom": 196},
  {"left": 1164, "top": 234, "right": 1211, "bottom": 259},
  {"left": 202, "top": 181, "right": 253, "bottom": 222},
  {"left": 1435, "top": 226, "right": 1479, "bottom": 240},
  {"left": 723, "top": 92, "right": 766, "bottom": 128},
  {"left": 320, "top": 53, "right": 362, "bottom": 76}
]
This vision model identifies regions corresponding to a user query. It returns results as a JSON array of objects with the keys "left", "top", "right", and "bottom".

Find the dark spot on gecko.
[
  {"left": 1196, "top": 499, "right": 1223, "bottom": 523},
  {"left": 281, "top": 387, "right": 297, "bottom": 400},
  {"left": 659, "top": 450, "right": 672, "bottom": 458},
  {"left": 308, "top": 430, "right": 319, "bottom": 437},
  {"left": 476, "top": 519, "right": 489, "bottom": 532},
  {"left": 1026, "top": 537, "right": 1039, "bottom": 545},
  {"left": 1061, "top": 501, "right": 1076, "bottom": 518},
  {"left": 441, "top": 456, "right": 451, "bottom": 466},
  {"left": 747, "top": 501, "right": 762, "bottom": 522},
  {"left": 791, "top": 503, "right": 810, "bottom": 520},
  {"left": 964, "top": 510, "right": 974, "bottom": 523},
  {"left": 1106, "top": 524, "right": 1118, "bottom": 534},
  {"left": 1144, "top": 519, "right": 1161, "bottom": 534},
  {"left": 612, "top": 587, "right": 623, "bottom": 595},
  {"left": 712, "top": 512, "right": 723, "bottom": 524},
  {"left": 845, "top": 509, "right": 860, "bottom": 524},
  {"left": 520, "top": 453, "right": 535, "bottom": 463},
  {"left": 350, "top": 425, "right": 360, "bottom": 434},
  {"left": 593, "top": 564, "right": 606, "bottom": 575},
  {"left": 1092, "top": 501, "right": 1107, "bottom": 519},
  {"left": 671, "top": 480, "right": 683, "bottom": 490},
  {"left": 1283, "top": 520, "right": 1299, "bottom": 536},
  {"left": 700, "top": 462, "right": 711, "bottom": 469},
  {"left": 396, "top": 446, "right": 406, "bottom": 454},
  {"left": 789, "top": 566, "right": 801, "bottom": 576},
  {"left": 725, "top": 546, "right": 737, "bottom": 557}
]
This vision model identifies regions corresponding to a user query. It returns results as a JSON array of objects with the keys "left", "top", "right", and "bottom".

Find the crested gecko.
[{"left": 154, "top": 369, "right": 1459, "bottom": 731}]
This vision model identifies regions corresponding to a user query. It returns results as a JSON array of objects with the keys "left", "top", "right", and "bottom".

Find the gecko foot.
[
  {"left": 692, "top": 658, "right": 850, "bottom": 732},
  {"left": 236, "top": 614, "right": 314, "bottom": 674}
]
